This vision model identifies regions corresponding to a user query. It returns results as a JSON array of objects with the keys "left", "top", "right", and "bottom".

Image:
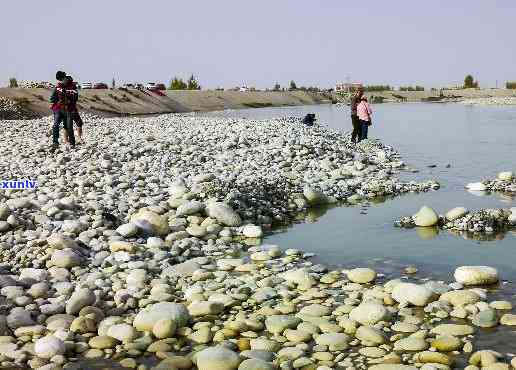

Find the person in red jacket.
[
  {"left": 62, "top": 76, "right": 84, "bottom": 144},
  {"left": 49, "top": 71, "right": 76, "bottom": 151}
]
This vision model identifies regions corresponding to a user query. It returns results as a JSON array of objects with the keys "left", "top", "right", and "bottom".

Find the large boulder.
[
  {"left": 133, "top": 302, "right": 190, "bottom": 332},
  {"left": 412, "top": 206, "right": 438, "bottom": 227},
  {"left": 130, "top": 209, "right": 170, "bottom": 236},
  {"left": 206, "top": 202, "right": 242, "bottom": 226},
  {"left": 196, "top": 346, "right": 241, "bottom": 370},
  {"left": 391, "top": 283, "right": 436, "bottom": 306},
  {"left": 454, "top": 266, "right": 499, "bottom": 286},
  {"left": 303, "top": 187, "right": 328, "bottom": 206}
]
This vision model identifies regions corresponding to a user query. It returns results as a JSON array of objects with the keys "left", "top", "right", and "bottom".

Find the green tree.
[
  {"left": 464, "top": 75, "right": 475, "bottom": 88},
  {"left": 169, "top": 77, "right": 187, "bottom": 90},
  {"left": 9, "top": 78, "right": 18, "bottom": 88},
  {"left": 289, "top": 80, "right": 297, "bottom": 91},
  {"left": 187, "top": 74, "right": 201, "bottom": 90}
]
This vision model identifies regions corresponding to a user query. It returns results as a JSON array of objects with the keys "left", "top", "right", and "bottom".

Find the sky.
[{"left": 1, "top": 0, "right": 515, "bottom": 89}]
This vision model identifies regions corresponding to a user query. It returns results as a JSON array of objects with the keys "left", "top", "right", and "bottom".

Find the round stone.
[
  {"left": 347, "top": 268, "right": 377, "bottom": 284},
  {"left": 413, "top": 206, "right": 438, "bottom": 227},
  {"left": 34, "top": 336, "right": 65, "bottom": 359},
  {"left": 196, "top": 346, "right": 241, "bottom": 370},
  {"left": 349, "top": 302, "right": 389, "bottom": 325},
  {"left": 445, "top": 207, "right": 468, "bottom": 221},
  {"left": 133, "top": 302, "right": 190, "bottom": 331},
  {"left": 454, "top": 266, "right": 499, "bottom": 286},
  {"left": 392, "top": 283, "right": 435, "bottom": 306},
  {"left": 431, "top": 335, "right": 462, "bottom": 351}
]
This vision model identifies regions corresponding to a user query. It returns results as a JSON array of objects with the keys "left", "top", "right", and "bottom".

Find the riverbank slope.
[{"left": 0, "top": 88, "right": 331, "bottom": 119}]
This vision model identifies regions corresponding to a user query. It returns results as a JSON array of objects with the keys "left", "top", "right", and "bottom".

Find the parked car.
[
  {"left": 145, "top": 82, "right": 156, "bottom": 90},
  {"left": 155, "top": 83, "right": 166, "bottom": 91},
  {"left": 94, "top": 82, "right": 108, "bottom": 89},
  {"left": 122, "top": 83, "right": 135, "bottom": 89},
  {"left": 81, "top": 82, "right": 93, "bottom": 89}
]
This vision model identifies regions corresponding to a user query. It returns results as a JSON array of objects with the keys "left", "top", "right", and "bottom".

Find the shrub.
[
  {"left": 187, "top": 74, "right": 201, "bottom": 90},
  {"left": 169, "top": 77, "right": 187, "bottom": 90},
  {"left": 506, "top": 81, "right": 516, "bottom": 89},
  {"left": 364, "top": 85, "right": 392, "bottom": 92},
  {"left": 9, "top": 78, "right": 18, "bottom": 88},
  {"left": 399, "top": 86, "right": 424, "bottom": 91},
  {"left": 464, "top": 75, "right": 478, "bottom": 88}
]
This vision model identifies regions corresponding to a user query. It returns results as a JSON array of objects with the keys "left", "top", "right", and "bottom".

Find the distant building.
[{"left": 335, "top": 82, "right": 363, "bottom": 93}]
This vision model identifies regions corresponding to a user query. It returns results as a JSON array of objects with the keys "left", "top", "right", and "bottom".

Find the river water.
[{"left": 208, "top": 103, "right": 516, "bottom": 279}]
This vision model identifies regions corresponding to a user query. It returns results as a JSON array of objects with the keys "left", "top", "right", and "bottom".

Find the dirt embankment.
[
  {"left": 0, "top": 88, "right": 331, "bottom": 118},
  {"left": 347, "top": 88, "right": 516, "bottom": 103}
]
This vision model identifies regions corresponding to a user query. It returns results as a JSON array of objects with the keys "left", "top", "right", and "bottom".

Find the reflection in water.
[
  {"left": 415, "top": 226, "right": 439, "bottom": 240},
  {"left": 409, "top": 225, "right": 510, "bottom": 242},
  {"left": 467, "top": 189, "right": 489, "bottom": 197},
  {"left": 447, "top": 229, "right": 507, "bottom": 242},
  {"left": 497, "top": 192, "right": 516, "bottom": 203}
]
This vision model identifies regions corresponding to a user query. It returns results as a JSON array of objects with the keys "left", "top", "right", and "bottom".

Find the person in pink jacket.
[{"left": 356, "top": 96, "right": 372, "bottom": 142}]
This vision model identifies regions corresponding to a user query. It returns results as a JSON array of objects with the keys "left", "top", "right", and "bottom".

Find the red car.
[
  {"left": 155, "top": 83, "right": 166, "bottom": 91},
  {"left": 94, "top": 82, "right": 108, "bottom": 89}
]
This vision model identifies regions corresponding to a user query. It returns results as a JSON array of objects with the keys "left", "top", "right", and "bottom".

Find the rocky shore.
[
  {"left": 466, "top": 172, "right": 516, "bottom": 194},
  {"left": 461, "top": 97, "right": 516, "bottom": 106},
  {"left": 395, "top": 206, "right": 516, "bottom": 234},
  {"left": 0, "top": 97, "right": 37, "bottom": 120},
  {"left": 2, "top": 114, "right": 516, "bottom": 370}
]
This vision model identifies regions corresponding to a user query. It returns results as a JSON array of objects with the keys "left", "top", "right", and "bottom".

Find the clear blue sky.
[{"left": 2, "top": 0, "right": 515, "bottom": 89}]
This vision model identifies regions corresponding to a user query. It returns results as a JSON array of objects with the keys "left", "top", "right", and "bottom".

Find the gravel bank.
[{"left": 1, "top": 114, "right": 515, "bottom": 370}]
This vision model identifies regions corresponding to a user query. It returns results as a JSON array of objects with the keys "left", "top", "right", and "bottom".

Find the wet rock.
[
  {"left": 454, "top": 266, "right": 499, "bottom": 286},
  {"left": 347, "top": 268, "right": 376, "bottom": 284},
  {"left": 413, "top": 206, "right": 439, "bottom": 227},
  {"left": 392, "top": 283, "right": 435, "bottom": 306}
]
